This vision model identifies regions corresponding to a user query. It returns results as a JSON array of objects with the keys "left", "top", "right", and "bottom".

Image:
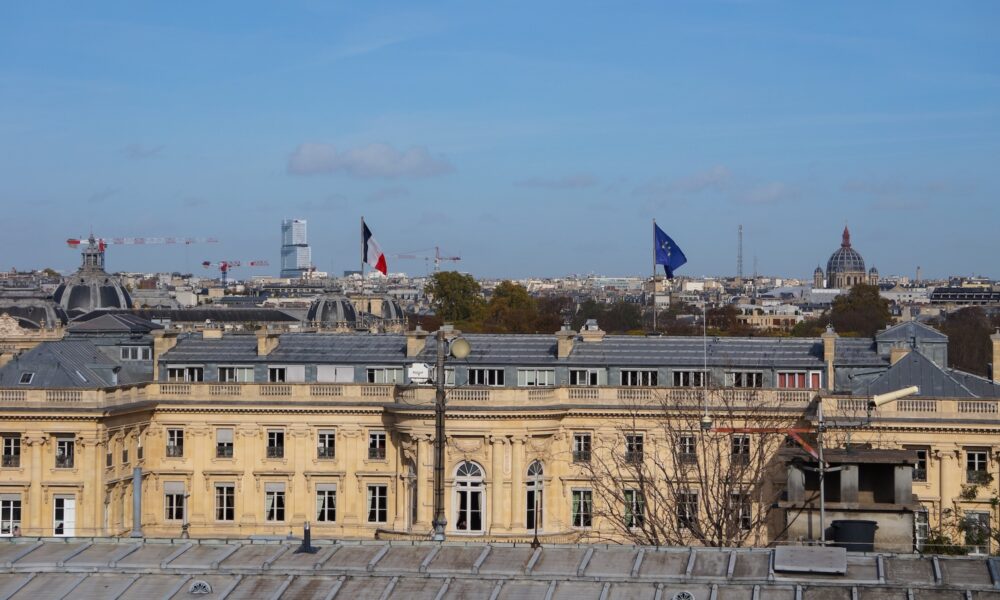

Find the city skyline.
[{"left": 2, "top": 2, "right": 998, "bottom": 278}]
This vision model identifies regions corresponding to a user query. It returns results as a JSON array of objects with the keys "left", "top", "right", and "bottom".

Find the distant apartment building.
[{"left": 280, "top": 219, "right": 312, "bottom": 278}]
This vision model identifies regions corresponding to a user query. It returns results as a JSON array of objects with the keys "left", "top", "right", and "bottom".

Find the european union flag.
[{"left": 654, "top": 223, "right": 687, "bottom": 278}]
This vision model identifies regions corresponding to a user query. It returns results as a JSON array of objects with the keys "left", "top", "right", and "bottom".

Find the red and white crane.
[
  {"left": 201, "top": 260, "right": 269, "bottom": 286},
  {"left": 66, "top": 236, "right": 219, "bottom": 249},
  {"left": 392, "top": 246, "right": 461, "bottom": 273}
]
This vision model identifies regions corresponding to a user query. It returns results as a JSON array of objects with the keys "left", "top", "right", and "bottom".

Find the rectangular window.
[
  {"left": 121, "top": 447, "right": 129, "bottom": 465},
  {"left": 316, "top": 484, "right": 337, "bottom": 522},
  {"left": 573, "top": 433, "right": 592, "bottom": 463},
  {"left": 106, "top": 451, "right": 112, "bottom": 468},
  {"left": 915, "top": 510, "right": 929, "bottom": 552},
  {"left": 620, "top": 370, "right": 658, "bottom": 386},
  {"left": 366, "top": 367, "right": 404, "bottom": 384},
  {"left": 316, "top": 365, "right": 354, "bottom": 383},
  {"left": 468, "top": 368, "right": 505, "bottom": 387},
  {"left": 2, "top": 435, "right": 20, "bottom": 468},
  {"left": 0, "top": 496, "right": 21, "bottom": 535},
  {"left": 727, "top": 372, "right": 763, "bottom": 388},
  {"left": 367, "top": 484, "right": 388, "bottom": 523},
  {"left": 268, "top": 367, "right": 286, "bottom": 383},
  {"left": 164, "top": 482, "right": 185, "bottom": 521},
  {"left": 571, "top": 489, "right": 593, "bottom": 528},
  {"left": 672, "top": 371, "right": 706, "bottom": 387},
  {"left": 624, "top": 489, "right": 644, "bottom": 529},
  {"left": 218, "top": 366, "right": 254, "bottom": 383},
  {"left": 368, "top": 431, "right": 386, "bottom": 460},
  {"left": 166, "top": 366, "right": 203, "bottom": 382},
  {"left": 625, "top": 434, "right": 644, "bottom": 464},
  {"left": 677, "top": 491, "right": 698, "bottom": 529},
  {"left": 776, "top": 371, "right": 822, "bottom": 389},
  {"left": 216, "top": 428, "right": 234, "bottom": 458},
  {"left": 55, "top": 435, "right": 74, "bottom": 469},
  {"left": 317, "top": 430, "right": 336, "bottom": 459},
  {"left": 267, "top": 430, "right": 285, "bottom": 459},
  {"left": 731, "top": 435, "right": 750, "bottom": 466},
  {"left": 907, "top": 446, "right": 928, "bottom": 482},
  {"left": 730, "top": 493, "right": 752, "bottom": 530},
  {"left": 517, "top": 369, "right": 555, "bottom": 387},
  {"left": 18, "top": 372, "right": 34, "bottom": 385},
  {"left": 966, "top": 449, "right": 989, "bottom": 484},
  {"left": 120, "top": 346, "right": 151, "bottom": 361},
  {"left": 678, "top": 435, "right": 697, "bottom": 465},
  {"left": 569, "top": 369, "right": 600, "bottom": 386},
  {"left": 265, "top": 483, "right": 285, "bottom": 522},
  {"left": 215, "top": 483, "right": 235, "bottom": 522},
  {"left": 167, "top": 429, "right": 184, "bottom": 458}
]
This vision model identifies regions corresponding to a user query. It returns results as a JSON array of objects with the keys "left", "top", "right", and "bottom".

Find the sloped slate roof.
[
  {"left": 864, "top": 351, "right": 978, "bottom": 398},
  {"left": 945, "top": 368, "right": 1000, "bottom": 398},
  {"left": 162, "top": 332, "right": 883, "bottom": 369},
  {"left": 66, "top": 312, "right": 161, "bottom": 334},
  {"left": 875, "top": 321, "right": 947, "bottom": 342},
  {"left": 0, "top": 340, "right": 149, "bottom": 388}
]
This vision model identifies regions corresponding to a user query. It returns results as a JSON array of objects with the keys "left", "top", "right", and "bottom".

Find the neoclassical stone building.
[
  {"left": 0, "top": 321, "right": 998, "bottom": 551},
  {"left": 814, "top": 227, "right": 879, "bottom": 289}
]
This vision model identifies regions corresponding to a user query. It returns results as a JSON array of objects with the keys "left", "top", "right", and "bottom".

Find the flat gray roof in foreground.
[{"left": 0, "top": 538, "right": 995, "bottom": 599}]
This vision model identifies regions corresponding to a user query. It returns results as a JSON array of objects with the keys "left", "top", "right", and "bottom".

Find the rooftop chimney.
[
  {"left": 256, "top": 327, "right": 280, "bottom": 356},
  {"left": 556, "top": 324, "right": 576, "bottom": 358},
  {"left": 580, "top": 319, "right": 605, "bottom": 343},
  {"left": 151, "top": 329, "right": 180, "bottom": 381},
  {"left": 821, "top": 325, "right": 838, "bottom": 392},
  {"left": 405, "top": 326, "right": 430, "bottom": 358},
  {"left": 991, "top": 329, "right": 1000, "bottom": 384}
]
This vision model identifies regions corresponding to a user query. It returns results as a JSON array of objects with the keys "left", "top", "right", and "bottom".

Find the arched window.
[
  {"left": 526, "top": 460, "right": 544, "bottom": 531},
  {"left": 454, "top": 461, "right": 484, "bottom": 533}
]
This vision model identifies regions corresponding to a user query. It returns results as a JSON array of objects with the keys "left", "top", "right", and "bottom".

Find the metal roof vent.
[{"left": 189, "top": 580, "right": 213, "bottom": 594}]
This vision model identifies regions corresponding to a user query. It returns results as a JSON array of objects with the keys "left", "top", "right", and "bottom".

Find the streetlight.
[{"left": 432, "top": 328, "right": 471, "bottom": 542}]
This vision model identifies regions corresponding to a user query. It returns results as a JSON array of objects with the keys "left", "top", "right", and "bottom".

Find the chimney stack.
[
  {"left": 580, "top": 319, "right": 606, "bottom": 343},
  {"left": 151, "top": 329, "right": 180, "bottom": 381},
  {"left": 991, "top": 329, "right": 1000, "bottom": 384},
  {"left": 556, "top": 325, "right": 576, "bottom": 359},
  {"left": 256, "top": 327, "right": 280, "bottom": 356},
  {"left": 405, "top": 326, "right": 430, "bottom": 358},
  {"left": 821, "top": 325, "right": 838, "bottom": 392}
]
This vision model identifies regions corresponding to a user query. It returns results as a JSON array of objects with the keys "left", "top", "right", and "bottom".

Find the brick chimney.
[
  {"left": 256, "top": 327, "right": 280, "bottom": 356},
  {"left": 405, "top": 326, "right": 430, "bottom": 358},
  {"left": 992, "top": 329, "right": 1000, "bottom": 384},
  {"left": 821, "top": 325, "right": 838, "bottom": 392},
  {"left": 556, "top": 325, "right": 576, "bottom": 359}
]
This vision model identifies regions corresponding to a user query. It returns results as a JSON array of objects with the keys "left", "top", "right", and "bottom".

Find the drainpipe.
[{"left": 130, "top": 467, "right": 143, "bottom": 538}]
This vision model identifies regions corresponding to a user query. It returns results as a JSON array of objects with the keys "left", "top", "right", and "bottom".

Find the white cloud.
[
  {"left": 287, "top": 142, "right": 453, "bottom": 179},
  {"left": 122, "top": 143, "right": 164, "bottom": 159},
  {"left": 739, "top": 182, "right": 799, "bottom": 205},
  {"left": 633, "top": 165, "right": 731, "bottom": 197},
  {"left": 515, "top": 174, "right": 599, "bottom": 189}
]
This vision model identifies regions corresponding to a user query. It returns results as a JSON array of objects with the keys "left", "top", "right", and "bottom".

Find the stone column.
[
  {"left": 840, "top": 465, "right": 859, "bottom": 504},
  {"left": 188, "top": 426, "right": 210, "bottom": 529},
  {"left": 511, "top": 437, "right": 525, "bottom": 529},
  {"left": 415, "top": 434, "right": 432, "bottom": 526},
  {"left": 237, "top": 425, "right": 260, "bottom": 526},
  {"left": 340, "top": 427, "right": 363, "bottom": 525},
  {"left": 391, "top": 433, "right": 408, "bottom": 531},
  {"left": 490, "top": 436, "right": 506, "bottom": 531},
  {"left": 23, "top": 433, "right": 47, "bottom": 536},
  {"left": 288, "top": 425, "right": 311, "bottom": 526}
]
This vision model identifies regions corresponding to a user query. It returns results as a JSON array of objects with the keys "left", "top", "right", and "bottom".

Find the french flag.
[{"left": 362, "top": 220, "right": 388, "bottom": 275}]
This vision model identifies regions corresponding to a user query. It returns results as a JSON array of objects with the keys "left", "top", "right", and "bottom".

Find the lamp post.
[{"left": 431, "top": 328, "right": 471, "bottom": 542}]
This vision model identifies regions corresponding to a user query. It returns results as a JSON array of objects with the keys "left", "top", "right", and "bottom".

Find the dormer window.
[{"left": 18, "top": 373, "right": 33, "bottom": 385}]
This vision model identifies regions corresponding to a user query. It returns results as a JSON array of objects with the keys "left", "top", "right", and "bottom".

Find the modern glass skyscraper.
[{"left": 280, "top": 219, "right": 311, "bottom": 278}]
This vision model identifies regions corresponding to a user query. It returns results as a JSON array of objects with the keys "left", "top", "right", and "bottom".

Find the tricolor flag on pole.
[{"left": 362, "top": 219, "right": 388, "bottom": 275}]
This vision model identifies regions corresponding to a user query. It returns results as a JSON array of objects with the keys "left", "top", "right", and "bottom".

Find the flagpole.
[
  {"left": 652, "top": 218, "right": 657, "bottom": 332},
  {"left": 360, "top": 216, "right": 365, "bottom": 286}
]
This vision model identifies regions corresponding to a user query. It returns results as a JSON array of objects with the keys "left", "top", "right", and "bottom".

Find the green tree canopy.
[
  {"left": 936, "top": 307, "right": 998, "bottom": 376},
  {"left": 481, "top": 281, "right": 539, "bottom": 333},
  {"left": 426, "top": 271, "right": 485, "bottom": 324},
  {"left": 828, "top": 283, "right": 892, "bottom": 337}
]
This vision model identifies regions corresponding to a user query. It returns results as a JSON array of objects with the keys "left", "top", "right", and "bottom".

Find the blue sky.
[{"left": 2, "top": 1, "right": 998, "bottom": 279}]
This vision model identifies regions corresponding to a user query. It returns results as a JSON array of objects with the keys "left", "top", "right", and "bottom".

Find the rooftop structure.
[{"left": 52, "top": 234, "right": 132, "bottom": 319}]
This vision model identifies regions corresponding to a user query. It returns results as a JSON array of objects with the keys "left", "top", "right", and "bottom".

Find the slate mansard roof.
[{"left": 161, "top": 332, "right": 883, "bottom": 369}]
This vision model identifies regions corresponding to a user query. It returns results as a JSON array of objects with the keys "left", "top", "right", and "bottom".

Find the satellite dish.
[
  {"left": 408, "top": 363, "right": 431, "bottom": 384},
  {"left": 450, "top": 338, "right": 471, "bottom": 359}
]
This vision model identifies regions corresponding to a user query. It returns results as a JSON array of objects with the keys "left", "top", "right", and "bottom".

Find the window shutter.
[
  {"left": 216, "top": 429, "right": 233, "bottom": 444},
  {"left": 163, "top": 481, "right": 185, "bottom": 494}
]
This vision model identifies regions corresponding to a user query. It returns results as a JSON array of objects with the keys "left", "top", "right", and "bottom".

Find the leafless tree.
[{"left": 577, "top": 387, "right": 809, "bottom": 547}]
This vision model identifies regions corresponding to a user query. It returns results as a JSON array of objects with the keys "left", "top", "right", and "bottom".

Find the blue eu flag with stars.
[{"left": 655, "top": 223, "right": 687, "bottom": 278}]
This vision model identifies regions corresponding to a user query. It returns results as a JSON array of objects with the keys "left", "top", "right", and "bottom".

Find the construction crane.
[
  {"left": 201, "top": 260, "right": 269, "bottom": 286},
  {"left": 392, "top": 246, "right": 461, "bottom": 273}
]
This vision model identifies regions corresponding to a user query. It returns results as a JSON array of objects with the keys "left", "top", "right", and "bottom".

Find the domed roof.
[
  {"left": 826, "top": 227, "right": 865, "bottom": 275},
  {"left": 380, "top": 296, "right": 404, "bottom": 321},
  {"left": 306, "top": 295, "right": 357, "bottom": 324},
  {"left": 54, "top": 236, "right": 132, "bottom": 319}
]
